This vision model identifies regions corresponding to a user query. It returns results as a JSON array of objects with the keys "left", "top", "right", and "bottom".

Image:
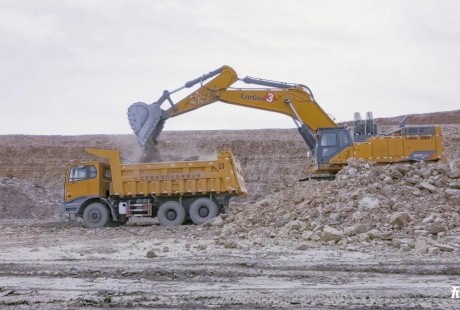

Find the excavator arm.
[{"left": 128, "top": 65, "right": 337, "bottom": 150}]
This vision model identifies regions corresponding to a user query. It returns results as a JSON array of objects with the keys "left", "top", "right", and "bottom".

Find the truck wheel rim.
[
  {"left": 198, "top": 206, "right": 209, "bottom": 217},
  {"left": 89, "top": 210, "right": 101, "bottom": 222},
  {"left": 166, "top": 210, "right": 177, "bottom": 220}
]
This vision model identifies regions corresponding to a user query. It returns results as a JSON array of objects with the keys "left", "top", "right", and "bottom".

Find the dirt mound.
[
  {"left": 213, "top": 159, "right": 460, "bottom": 254},
  {"left": 0, "top": 176, "right": 60, "bottom": 219}
]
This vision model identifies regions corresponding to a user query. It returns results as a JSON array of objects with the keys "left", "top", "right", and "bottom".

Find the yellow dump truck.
[{"left": 61, "top": 148, "right": 247, "bottom": 228}]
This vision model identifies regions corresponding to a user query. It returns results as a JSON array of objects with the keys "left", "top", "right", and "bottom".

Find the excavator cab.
[{"left": 314, "top": 128, "right": 353, "bottom": 165}]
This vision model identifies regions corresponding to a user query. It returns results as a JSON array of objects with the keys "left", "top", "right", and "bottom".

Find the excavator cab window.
[{"left": 320, "top": 132, "right": 338, "bottom": 157}]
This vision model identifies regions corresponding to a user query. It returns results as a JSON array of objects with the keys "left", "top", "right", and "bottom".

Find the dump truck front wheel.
[
  {"left": 157, "top": 201, "right": 186, "bottom": 226},
  {"left": 82, "top": 202, "right": 109, "bottom": 228},
  {"left": 189, "top": 198, "right": 219, "bottom": 224}
]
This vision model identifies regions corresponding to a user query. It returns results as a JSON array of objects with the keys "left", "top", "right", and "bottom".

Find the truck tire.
[
  {"left": 157, "top": 201, "right": 186, "bottom": 226},
  {"left": 82, "top": 202, "right": 109, "bottom": 228},
  {"left": 189, "top": 198, "right": 219, "bottom": 225}
]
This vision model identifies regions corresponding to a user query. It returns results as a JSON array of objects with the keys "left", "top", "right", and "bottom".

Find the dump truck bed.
[{"left": 85, "top": 149, "right": 247, "bottom": 198}]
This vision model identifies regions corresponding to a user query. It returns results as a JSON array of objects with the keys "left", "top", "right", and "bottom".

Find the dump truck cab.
[{"left": 62, "top": 161, "right": 111, "bottom": 214}]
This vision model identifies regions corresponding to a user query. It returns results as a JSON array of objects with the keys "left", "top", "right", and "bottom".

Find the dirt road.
[{"left": 0, "top": 220, "right": 458, "bottom": 309}]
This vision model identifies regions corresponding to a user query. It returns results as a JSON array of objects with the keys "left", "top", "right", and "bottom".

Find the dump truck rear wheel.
[
  {"left": 157, "top": 201, "right": 186, "bottom": 226},
  {"left": 82, "top": 202, "right": 109, "bottom": 228},
  {"left": 189, "top": 198, "right": 219, "bottom": 225}
]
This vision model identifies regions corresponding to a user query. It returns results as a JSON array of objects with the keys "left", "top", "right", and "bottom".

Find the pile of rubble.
[
  {"left": 0, "top": 176, "right": 60, "bottom": 220},
  {"left": 210, "top": 160, "right": 460, "bottom": 254}
]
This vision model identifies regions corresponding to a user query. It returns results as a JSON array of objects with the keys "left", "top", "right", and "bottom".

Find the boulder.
[
  {"left": 420, "top": 182, "right": 437, "bottom": 193},
  {"left": 343, "top": 224, "right": 368, "bottom": 237},
  {"left": 445, "top": 188, "right": 460, "bottom": 198},
  {"left": 434, "top": 243, "right": 454, "bottom": 252},
  {"left": 395, "top": 164, "right": 412, "bottom": 175},
  {"left": 368, "top": 229, "right": 382, "bottom": 240},
  {"left": 348, "top": 167, "right": 358, "bottom": 178},
  {"left": 358, "top": 197, "right": 380, "bottom": 209},
  {"left": 427, "top": 247, "right": 440, "bottom": 255},
  {"left": 449, "top": 181, "right": 460, "bottom": 189},
  {"left": 224, "top": 240, "right": 238, "bottom": 249},
  {"left": 146, "top": 250, "right": 158, "bottom": 258},
  {"left": 414, "top": 239, "right": 428, "bottom": 254},
  {"left": 209, "top": 215, "right": 225, "bottom": 227},
  {"left": 389, "top": 212, "right": 411, "bottom": 227},
  {"left": 435, "top": 163, "right": 450, "bottom": 175},
  {"left": 427, "top": 218, "right": 447, "bottom": 234},
  {"left": 420, "top": 168, "right": 432, "bottom": 179},
  {"left": 296, "top": 243, "right": 309, "bottom": 250},
  {"left": 391, "top": 169, "right": 403, "bottom": 179},
  {"left": 448, "top": 168, "right": 460, "bottom": 179},
  {"left": 321, "top": 226, "right": 343, "bottom": 242}
]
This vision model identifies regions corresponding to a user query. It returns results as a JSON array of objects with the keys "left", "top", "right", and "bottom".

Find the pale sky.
[{"left": 1, "top": 0, "right": 459, "bottom": 135}]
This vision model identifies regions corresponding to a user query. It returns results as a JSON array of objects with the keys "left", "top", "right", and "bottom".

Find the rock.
[
  {"left": 422, "top": 214, "right": 435, "bottom": 224},
  {"left": 295, "top": 243, "right": 309, "bottom": 250},
  {"left": 358, "top": 197, "right": 379, "bottom": 209},
  {"left": 395, "top": 164, "right": 412, "bottom": 175},
  {"left": 146, "top": 250, "right": 158, "bottom": 258},
  {"left": 390, "top": 169, "right": 403, "bottom": 179},
  {"left": 448, "top": 168, "right": 460, "bottom": 179},
  {"left": 419, "top": 168, "right": 432, "bottom": 179},
  {"left": 427, "top": 247, "right": 440, "bottom": 254},
  {"left": 405, "top": 177, "right": 419, "bottom": 185},
  {"left": 163, "top": 246, "right": 169, "bottom": 253},
  {"left": 366, "top": 184, "right": 378, "bottom": 194},
  {"left": 322, "top": 226, "right": 343, "bottom": 242},
  {"left": 435, "top": 163, "right": 450, "bottom": 175},
  {"left": 445, "top": 188, "right": 460, "bottom": 198},
  {"left": 302, "top": 230, "right": 314, "bottom": 240},
  {"left": 344, "top": 224, "right": 368, "bottom": 237},
  {"left": 196, "top": 243, "right": 208, "bottom": 250},
  {"left": 427, "top": 218, "right": 447, "bottom": 234},
  {"left": 420, "top": 182, "right": 437, "bottom": 193},
  {"left": 286, "top": 220, "right": 303, "bottom": 231},
  {"left": 449, "top": 181, "right": 460, "bottom": 189},
  {"left": 368, "top": 229, "right": 382, "bottom": 240},
  {"left": 348, "top": 167, "right": 358, "bottom": 178},
  {"left": 414, "top": 229, "right": 429, "bottom": 236},
  {"left": 389, "top": 212, "right": 411, "bottom": 227},
  {"left": 449, "top": 196, "right": 460, "bottom": 205},
  {"left": 434, "top": 243, "right": 454, "bottom": 252},
  {"left": 203, "top": 215, "right": 225, "bottom": 227},
  {"left": 224, "top": 240, "right": 238, "bottom": 249},
  {"left": 414, "top": 239, "right": 428, "bottom": 254},
  {"left": 350, "top": 190, "right": 360, "bottom": 199}
]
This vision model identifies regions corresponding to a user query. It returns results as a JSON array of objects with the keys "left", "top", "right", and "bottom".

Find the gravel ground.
[{"left": 0, "top": 220, "right": 459, "bottom": 309}]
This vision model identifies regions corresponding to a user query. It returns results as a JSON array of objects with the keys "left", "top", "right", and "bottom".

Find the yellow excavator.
[{"left": 128, "top": 65, "right": 444, "bottom": 177}]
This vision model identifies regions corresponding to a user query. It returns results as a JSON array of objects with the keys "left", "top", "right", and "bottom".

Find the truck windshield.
[{"left": 69, "top": 165, "right": 97, "bottom": 182}]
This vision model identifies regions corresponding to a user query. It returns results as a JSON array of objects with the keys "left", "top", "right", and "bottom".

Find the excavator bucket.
[{"left": 127, "top": 102, "right": 167, "bottom": 147}]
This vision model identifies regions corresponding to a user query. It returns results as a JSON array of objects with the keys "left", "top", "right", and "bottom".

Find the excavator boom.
[{"left": 128, "top": 65, "right": 336, "bottom": 150}]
